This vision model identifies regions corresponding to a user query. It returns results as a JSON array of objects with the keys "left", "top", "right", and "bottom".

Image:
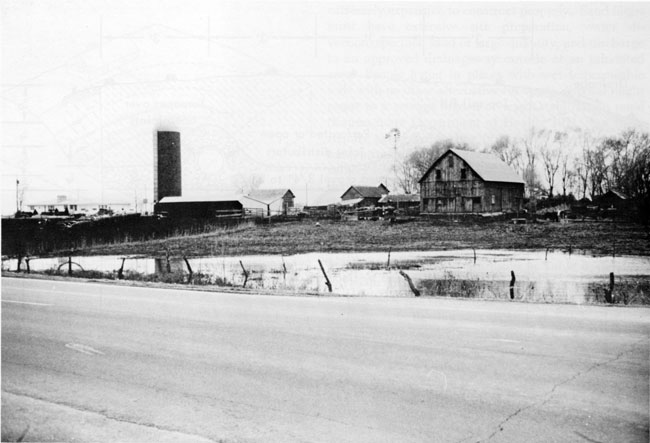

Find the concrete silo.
[{"left": 153, "top": 131, "right": 181, "bottom": 203}]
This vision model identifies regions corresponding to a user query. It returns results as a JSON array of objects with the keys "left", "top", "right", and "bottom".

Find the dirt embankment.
[{"left": 75, "top": 220, "right": 650, "bottom": 258}]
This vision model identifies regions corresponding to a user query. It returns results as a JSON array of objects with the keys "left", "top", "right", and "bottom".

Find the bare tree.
[
  {"left": 521, "top": 127, "right": 551, "bottom": 197},
  {"left": 488, "top": 135, "right": 522, "bottom": 174},
  {"left": 234, "top": 174, "right": 264, "bottom": 195},
  {"left": 395, "top": 139, "right": 472, "bottom": 194},
  {"left": 573, "top": 131, "right": 597, "bottom": 199},
  {"left": 540, "top": 131, "right": 566, "bottom": 197}
]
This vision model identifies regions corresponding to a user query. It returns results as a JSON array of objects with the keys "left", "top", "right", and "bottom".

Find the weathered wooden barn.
[
  {"left": 419, "top": 149, "right": 524, "bottom": 213},
  {"left": 340, "top": 184, "right": 389, "bottom": 207},
  {"left": 155, "top": 196, "right": 243, "bottom": 219}
]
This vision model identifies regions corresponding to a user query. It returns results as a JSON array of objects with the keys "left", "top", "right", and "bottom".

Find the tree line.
[{"left": 396, "top": 128, "right": 650, "bottom": 206}]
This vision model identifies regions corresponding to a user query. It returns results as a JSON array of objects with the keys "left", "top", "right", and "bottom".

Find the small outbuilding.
[
  {"left": 243, "top": 189, "right": 295, "bottom": 217},
  {"left": 378, "top": 194, "right": 420, "bottom": 211},
  {"left": 595, "top": 190, "right": 628, "bottom": 210},
  {"left": 340, "top": 184, "right": 389, "bottom": 207},
  {"left": 419, "top": 149, "right": 524, "bottom": 213}
]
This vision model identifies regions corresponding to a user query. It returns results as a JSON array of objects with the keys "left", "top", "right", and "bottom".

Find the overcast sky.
[{"left": 2, "top": 1, "right": 649, "bottom": 213}]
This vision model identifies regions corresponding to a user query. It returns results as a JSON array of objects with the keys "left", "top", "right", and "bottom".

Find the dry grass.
[{"left": 75, "top": 219, "right": 650, "bottom": 258}]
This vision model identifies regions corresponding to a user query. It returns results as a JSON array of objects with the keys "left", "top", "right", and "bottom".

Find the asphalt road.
[{"left": 2, "top": 277, "right": 649, "bottom": 442}]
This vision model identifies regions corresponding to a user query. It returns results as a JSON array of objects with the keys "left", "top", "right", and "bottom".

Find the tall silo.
[{"left": 154, "top": 131, "right": 181, "bottom": 202}]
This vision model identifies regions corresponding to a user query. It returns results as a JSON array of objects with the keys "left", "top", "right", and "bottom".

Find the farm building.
[
  {"left": 26, "top": 196, "right": 132, "bottom": 216},
  {"left": 595, "top": 190, "right": 628, "bottom": 210},
  {"left": 243, "top": 189, "right": 296, "bottom": 217},
  {"left": 419, "top": 149, "right": 524, "bottom": 213},
  {"left": 154, "top": 196, "right": 243, "bottom": 219},
  {"left": 340, "top": 184, "right": 389, "bottom": 207},
  {"left": 378, "top": 194, "right": 420, "bottom": 211}
]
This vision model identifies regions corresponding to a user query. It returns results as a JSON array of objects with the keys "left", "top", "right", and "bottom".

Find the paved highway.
[{"left": 2, "top": 277, "right": 649, "bottom": 442}]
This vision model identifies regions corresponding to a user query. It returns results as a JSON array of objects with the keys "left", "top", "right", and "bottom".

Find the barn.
[
  {"left": 340, "top": 184, "right": 389, "bottom": 208},
  {"left": 419, "top": 149, "right": 524, "bottom": 214},
  {"left": 154, "top": 196, "right": 243, "bottom": 219}
]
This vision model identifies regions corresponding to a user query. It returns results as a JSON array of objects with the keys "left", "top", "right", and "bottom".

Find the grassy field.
[{"left": 74, "top": 219, "right": 650, "bottom": 257}]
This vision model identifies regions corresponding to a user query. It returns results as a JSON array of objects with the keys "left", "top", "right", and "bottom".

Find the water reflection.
[{"left": 3, "top": 250, "right": 649, "bottom": 304}]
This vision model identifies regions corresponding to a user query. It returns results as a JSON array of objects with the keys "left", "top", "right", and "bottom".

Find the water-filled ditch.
[{"left": 3, "top": 249, "right": 649, "bottom": 304}]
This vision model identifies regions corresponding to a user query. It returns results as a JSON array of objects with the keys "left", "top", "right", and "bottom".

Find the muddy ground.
[{"left": 75, "top": 220, "right": 650, "bottom": 257}]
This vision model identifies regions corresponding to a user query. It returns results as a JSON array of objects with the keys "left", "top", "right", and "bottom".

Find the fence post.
[
  {"left": 183, "top": 257, "right": 193, "bottom": 284},
  {"left": 118, "top": 258, "right": 126, "bottom": 279},
  {"left": 68, "top": 256, "right": 73, "bottom": 276},
  {"left": 473, "top": 248, "right": 476, "bottom": 264},
  {"left": 318, "top": 259, "right": 332, "bottom": 292},
  {"left": 25, "top": 257, "right": 30, "bottom": 274},
  {"left": 240, "top": 260, "right": 249, "bottom": 288},
  {"left": 387, "top": 247, "right": 392, "bottom": 269},
  {"left": 509, "top": 270, "right": 516, "bottom": 300},
  {"left": 399, "top": 270, "right": 420, "bottom": 297},
  {"left": 604, "top": 272, "right": 615, "bottom": 304}
]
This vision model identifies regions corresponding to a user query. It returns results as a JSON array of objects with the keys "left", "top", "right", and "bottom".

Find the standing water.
[{"left": 3, "top": 250, "right": 649, "bottom": 303}]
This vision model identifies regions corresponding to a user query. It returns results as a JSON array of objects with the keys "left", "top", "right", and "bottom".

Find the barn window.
[
  {"left": 448, "top": 157, "right": 454, "bottom": 168},
  {"left": 461, "top": 168, "right": 467, "bottom": 180},
  {"left": 491, "top": 195, "right": 496, "bottom": 205},
  {"left": 435, "top": 169, "right": 442, "bottom": 180}
]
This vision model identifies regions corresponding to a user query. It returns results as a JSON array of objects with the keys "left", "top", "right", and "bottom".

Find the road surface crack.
[
  {"left": 2, "top": 390, "right": 221, "bottom": 443},
  {"left": 478, "top": 337, "right": 647, "bottom": 443}
]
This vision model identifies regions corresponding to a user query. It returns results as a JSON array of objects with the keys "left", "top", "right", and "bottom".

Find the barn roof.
[
  {"left": 158, "top": 196, "right": 242, "bottom": 204},
  {"left": 378, "top": 194, "right": 420, "bottom": 204},
  {"left": 419, "top": 149, "right": 524, "bottom": 184},
  {"left": 602, "top": 190, "right": 627, "bottom": 200},
  {"left": 244, "top": 189, "right": 295, "bottom": 205},
  {"left": 341, "top": 184, "right": 389, "bottom": 199}
]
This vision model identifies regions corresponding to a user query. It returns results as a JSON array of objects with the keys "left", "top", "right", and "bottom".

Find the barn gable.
[{"left": 419, "top": 149, "right": 524, "bottom": 185}]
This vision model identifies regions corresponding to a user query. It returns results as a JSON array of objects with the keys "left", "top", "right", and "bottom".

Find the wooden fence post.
[
  {"left": 604, "top": 272, "right": 615, "bottom": 304},
  {"left": 117, "top": 258, "right": 126, "bottom": 279},
  {"left": 387, "top": 247, "right": 392, "bottom": 269},
  {"left": 183, "top": 257, "right": 193, "bottom": 284},
  {"left": 240, "top": 260, "right": 249, "bottom": 288},
  {"left": 318, "top": 260, "right": 332, "bottom": 292},
  {"left": 399, "top": 270, "right": 420, "bottom": 297},
  {"left": 509, "top": 270, "right": 516, "bottom": 300}
]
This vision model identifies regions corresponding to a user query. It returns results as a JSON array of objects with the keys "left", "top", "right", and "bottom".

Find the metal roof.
[{"left": 419, "top": 149, "right": 524, "bottom": 184}]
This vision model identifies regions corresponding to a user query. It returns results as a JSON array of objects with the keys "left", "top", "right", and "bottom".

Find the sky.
[{"left": 2, "top": 1, "right": 649, "bottom": 213}]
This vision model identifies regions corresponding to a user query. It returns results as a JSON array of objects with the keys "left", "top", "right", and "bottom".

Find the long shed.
[
  {"left": 155, "top": 196, "right": 243, "bottom": 219},
  {"left": 419, "top": 149, "right": 524, "bottom": 213}
]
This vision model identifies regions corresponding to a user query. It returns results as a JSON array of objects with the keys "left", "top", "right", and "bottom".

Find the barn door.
[{"left": 463, "top": 197, "right": 473, "bottom": 212}]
